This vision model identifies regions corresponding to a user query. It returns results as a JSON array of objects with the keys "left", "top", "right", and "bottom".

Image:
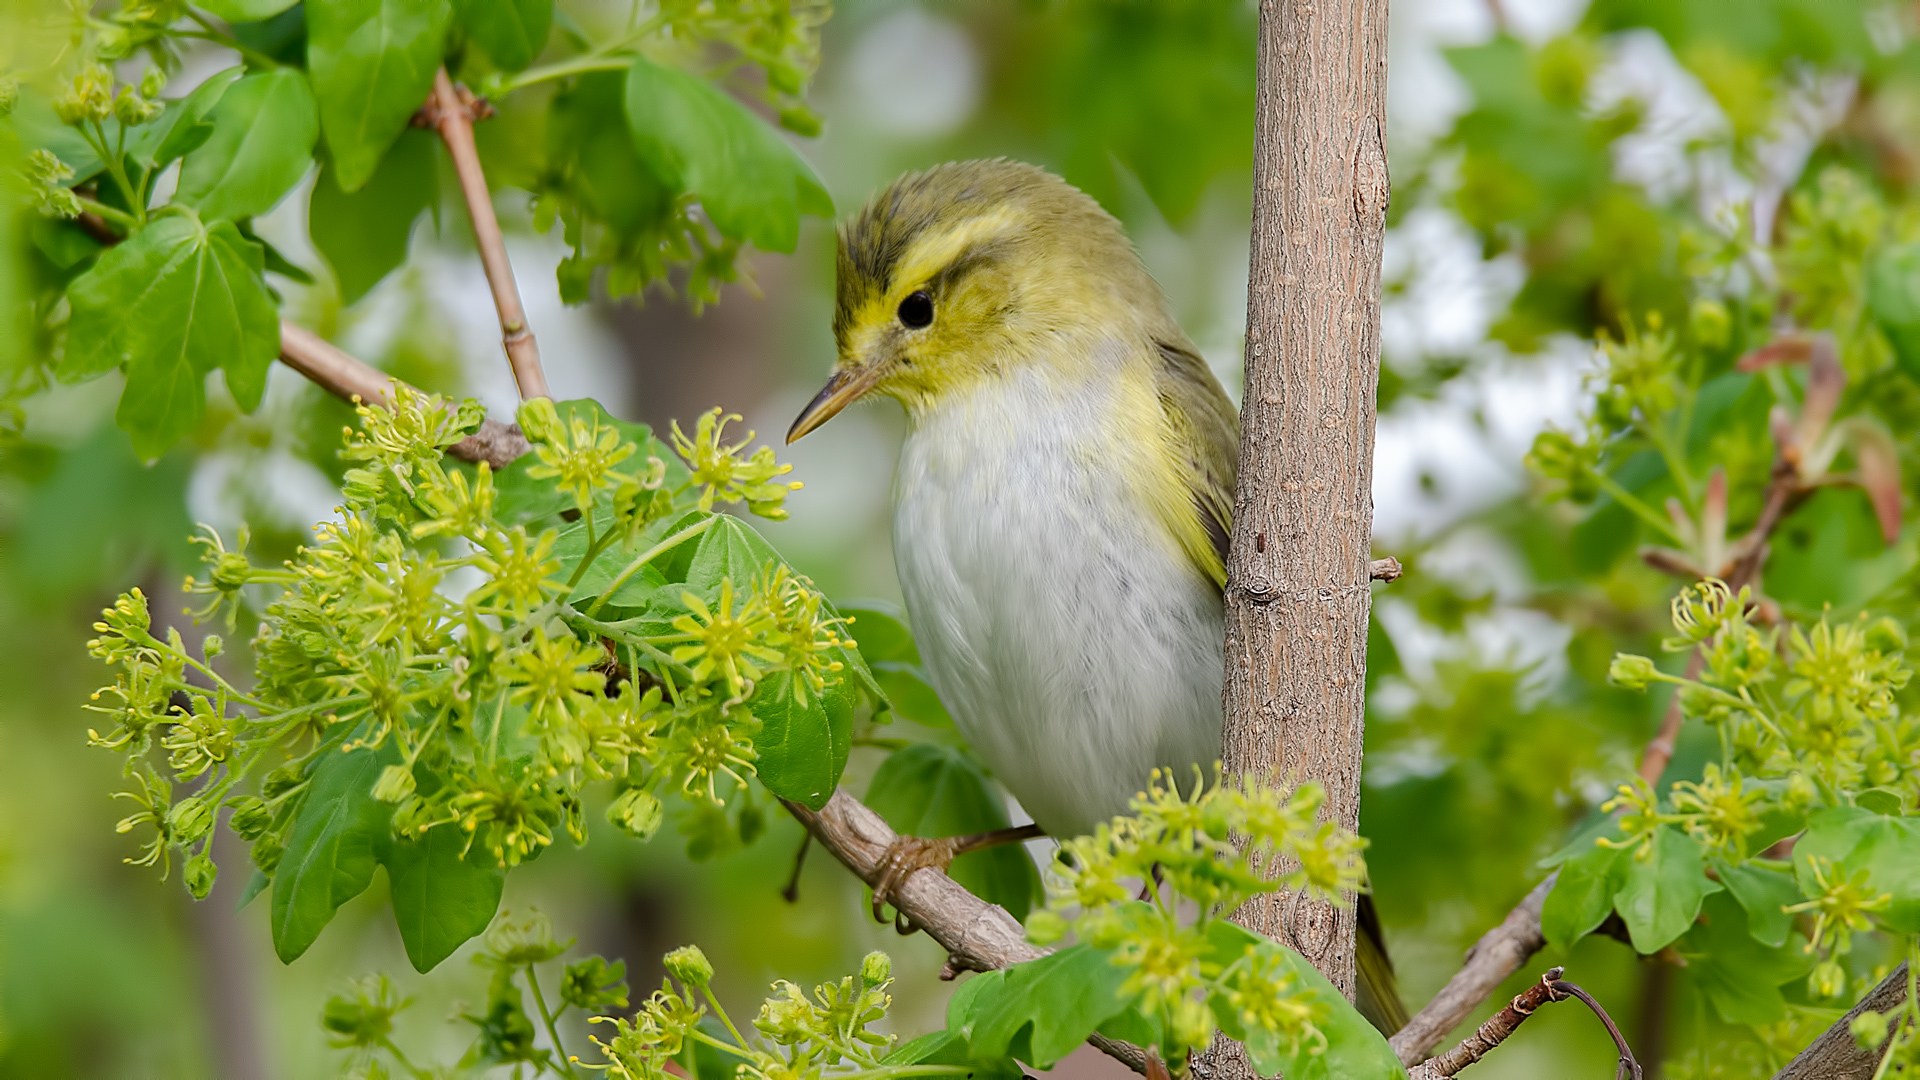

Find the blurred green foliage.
[{"left": 9, "top": 0, "right": 1920, "bottom": 1076}]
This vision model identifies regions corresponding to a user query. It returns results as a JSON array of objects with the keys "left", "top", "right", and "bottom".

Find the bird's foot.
[
  {"left": 870, "top": 834, "right": 963, "bottom": 925},
  {"left": 868, "top": 823, "right": 1047, "bottom": 930}
]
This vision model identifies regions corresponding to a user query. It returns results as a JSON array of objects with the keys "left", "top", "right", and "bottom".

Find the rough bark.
[
  {"left": 1773, "top": 963, "right": 1909, "bottom": 1080},
  {"left": 1217, "top": 0, "right": 1389, "bottom": 1017}
]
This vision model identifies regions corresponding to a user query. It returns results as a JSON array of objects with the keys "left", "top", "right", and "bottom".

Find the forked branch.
[
  {"left": 277, "top": 321, "right": 529, "bottom": 469},
  {"left": 1408, "top": 968, "right": 1640, "bottom": 1080},
  {"left": 781, "top": 791, "right": 1153, "bottom": 1075}
]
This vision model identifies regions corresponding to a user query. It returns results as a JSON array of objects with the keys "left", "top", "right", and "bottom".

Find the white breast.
[{"left": 891, "top": 367, "right": 1224, "bottom": 839}]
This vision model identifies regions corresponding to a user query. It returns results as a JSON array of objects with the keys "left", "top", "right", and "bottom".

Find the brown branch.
[
  {"left": 1406, "top": 968, "right": 1567, "bottom": 1079},
  {"left": 780, "top": 790, "right": 1151, "bottom": 1075},
  {"left": 1408, "top": 968, "right": 1640, "bottom": 1080},
  {"left": 1773, "top": 963, "right": 1909, "bottom": 1080},
  {"left": 1390, "top": 876, "right": 1552, "bottom": 1063},
  {"left": 1370, "top": 557, "right": 1404, "bottom": 583},
  {"left": 422, "top": 67, "right": 550, "bottom": 401},
  {"left": 278, "top": 320, "right": 530, "bottom": 469},
  {"left": 1215, "top": 0, "right": 1389, "bottom": 1017}
]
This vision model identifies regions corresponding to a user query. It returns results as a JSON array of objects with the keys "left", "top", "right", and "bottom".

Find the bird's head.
[{"left": 787, "top": 159, "right": 1164, "bottom": 442}]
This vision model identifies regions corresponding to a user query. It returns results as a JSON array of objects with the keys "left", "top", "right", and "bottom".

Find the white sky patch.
[{"left": 1590, "top": 29, "right": 1730, "bottom": 204}]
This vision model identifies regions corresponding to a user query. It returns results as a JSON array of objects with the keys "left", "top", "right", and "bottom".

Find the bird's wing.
[{"left": 1153, "top": 339, "right": 1240, "bottom": 589}]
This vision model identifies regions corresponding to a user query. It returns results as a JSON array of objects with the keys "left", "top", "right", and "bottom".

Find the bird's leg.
[{"left": 870, "top": 823, "right": 1047, "bottom": 923}]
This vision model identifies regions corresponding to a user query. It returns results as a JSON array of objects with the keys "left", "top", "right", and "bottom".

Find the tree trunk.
[{"left": 1219, "top": 0, "right": 1388, "bottom": 1015}]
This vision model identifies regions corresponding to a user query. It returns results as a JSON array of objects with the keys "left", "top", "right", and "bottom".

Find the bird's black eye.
[{"left": 897, "top": 290, "right": 934, "bottom": 329}]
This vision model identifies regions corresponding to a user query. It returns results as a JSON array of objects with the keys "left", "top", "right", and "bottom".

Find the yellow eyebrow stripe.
[{"left": 890, "top": 205, "right": 1027, "bottom": 298}]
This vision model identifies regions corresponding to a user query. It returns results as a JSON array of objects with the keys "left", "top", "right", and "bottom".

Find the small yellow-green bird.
[{"left": 788, "top": 159, "right": 1401, "bottom": 1032}]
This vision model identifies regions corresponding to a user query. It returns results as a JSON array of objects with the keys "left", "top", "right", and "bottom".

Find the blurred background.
[{"left": 4, "top": 0, "right": 1914, "bottom": 1075}]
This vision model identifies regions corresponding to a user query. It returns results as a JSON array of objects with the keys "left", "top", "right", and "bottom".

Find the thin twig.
[
  {"left": 1390, "top": 876, "right": 1552, "bottom": 1063},
  {"left": 1408, "top": 968, "right": 1639, "bottom": 1080},
  {"left": 780, "top": 791, "right": 1152, "bottom": 1075},
  {"left": 422, "top": 67, "right": 550, "bottom": 401},
  {"left": 278, "top": 321, "right": 530, "bottom": 469}
]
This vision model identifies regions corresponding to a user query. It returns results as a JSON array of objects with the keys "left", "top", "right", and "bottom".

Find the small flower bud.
[
  {"left": 1851, "top": 1010, "right": 1889, "bottom": 1050},
  {"left": 202, "top": 634, "right": 224, "bottom": 658},
  {"left": 517, "top": 397, "right": 564, "bottom": 445},
  {"left": 184, "top": 853, "right": 217, "bottom": 899},
  {"left": 1024, "top": 909, "right": 1068, "bottom": 945},
  {"left": 663, "top": 944, "right": 714, "bottom": 989},
  {"left": 859, "top": 951, "right": 891, "bottom": 988},
  {"left": 1608, "top": 653, "right": 1659, "bottom": 690},
  {"left": 372, "top": 764, "right": 416, "bottom": 803},
  {"left": 1810, "top": 959, "right": 1847, "bottom": 999},
  {"left": 778, "top": 107, "right": 822, "bottom": 137},
  {"left": 54, "top": 65, "right": 115, "bottom": 125},
  {"left": 113, "top": 86, "right": 161, "bottom": 126},
  {"left": 227, "top": 796, "right": 273, "bottom": 840},
  {"left": 606, "top": 788, "right": 663, "bottom": 840},
  {"left": 1690, "top": 298, "right": 1730, "bottom": 350},
  {"left": 251, "top": 836, "right": 284, "bottom": 874},
  {"left": 139, "top": 67, "right": 167, "bottom": 99},
  {"left": 168, "top": 795, "right": 214, "bottom": 845},
  {"left": 1171, "top": 996, "right": 1214, "bottom": 1053}
]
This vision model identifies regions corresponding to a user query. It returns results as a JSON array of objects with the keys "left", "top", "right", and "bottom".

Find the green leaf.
[
  {"left": 271, "top": 741, "right": 399, "bottom": 963},
  {"left": 958, "top": 944, "right": 1132, "bottom": 1068},
  {"left": 1612, "top": 826, "right": 1720, "bottom": 954},
  {"left": 237, "top": 868, "right": 270, "bottom": 911},
  {"left": 63, "top": 216, "right": 281, "bottom": 457},
  {"left": 1713, "top": 858, "right": 1801, "bottom": 948},
  {"left": 199, "top": 0, "right": 300, "bottom": 20},
  {"left": 378, "top": 822, "right": 506, "bottom": 972},
  {"left": 882, "top": 1029, "right": 1023, "bottom": 1080},
  {"left": 176, "top": 69, "right": 320, "bottom": 222},
  {"left": 749, "top": 667, "right": 852, "bottom": 811},
  {"left": 454, "top": 0, "right": 552, "bottom": 71},
  {"left": 310, "top": 127, "right": 437, "bottom": 303},
  {"left": 1796, "top": 807, "right": 1920, "bottom": 934},
  {"left": 1681, "top": 892, "right": 1815, "bottom": 1026},
  {"left": 836, "top": 601, "right": 918, "bottom": 664},
  {"left": 129, "top": 67, "right": 245, "bottom": 170},
  {"left": 555, "top": 510, "right": 701, "bottom": 609},
  {"left": 871, "top": 661, "right": 952, "bottom": 728},
  {"left": 1541, "top": 840, "right": 1626, "bottom": 952},
  {"left": 684, "top": 513, "right": 778, "bottom": 597},
  {"left": 622, "top": 56, "right": 832, "bottom": 253},
  {"left": 308, "top": 0, "right": 452, "bottom": 191},
  {"left": 1203, "top": 922, "right": 1408, "bottom": 1080},
  {"left": 864, "top": 743, "right": 1040, "bottom": 920},
  {"left": 1871, "top": 242, "right": 1920, "bottom": 379}
]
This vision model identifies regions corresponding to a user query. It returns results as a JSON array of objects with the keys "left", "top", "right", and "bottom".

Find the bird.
[{"left": 786, "top": 158, "right": 1402, "bottom": 1034}]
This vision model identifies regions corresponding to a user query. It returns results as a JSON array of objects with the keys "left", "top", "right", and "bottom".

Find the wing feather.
[{"left": 1153, "top": 339, "right": 1239, "bottom": 589}]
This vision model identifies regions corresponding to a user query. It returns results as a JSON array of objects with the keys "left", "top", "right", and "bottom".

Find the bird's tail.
[{"left": 1354, "top": 892, "right": 1408, "bottom": 1037}]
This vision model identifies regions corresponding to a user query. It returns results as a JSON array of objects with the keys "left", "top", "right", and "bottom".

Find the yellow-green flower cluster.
[
  {"left": 672, "top": 409, "right": 803, "bottom": 519},
  {"left": 84, "top": 383, "right": 857, "bottom": 903},
  {"left": 590, "top": 944, "right": 911, "bottom": 1080},
  {"left": 1029, "top": 768, "right": 1365, "bottom": 1064}
]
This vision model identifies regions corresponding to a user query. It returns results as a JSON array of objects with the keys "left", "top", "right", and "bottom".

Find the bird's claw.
[{"left": 869, "top": 834, "right": 962, "bottom": 927}]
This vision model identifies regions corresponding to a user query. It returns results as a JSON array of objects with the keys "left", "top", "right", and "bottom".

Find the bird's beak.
[{"left": 787, "top": 366, "right": 883, "bottom": 443}]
